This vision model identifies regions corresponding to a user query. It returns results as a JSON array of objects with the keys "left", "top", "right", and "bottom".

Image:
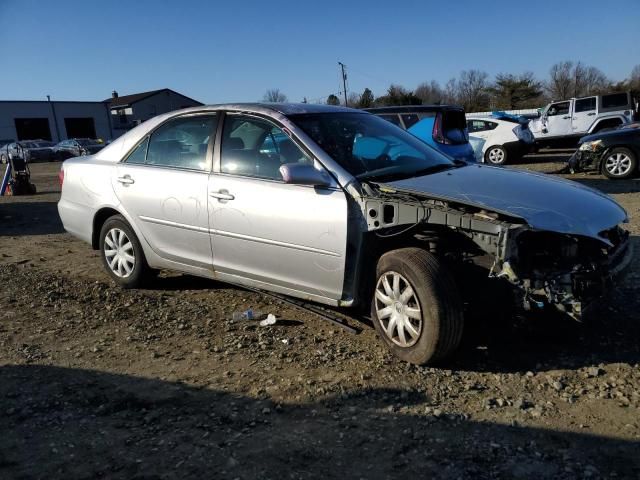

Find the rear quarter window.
[
  {"left": 602, "top": 93, "right": 629, "bottom": 109},
  {"left": 378, "top": 114, "right": 402, "bottom": 128}
]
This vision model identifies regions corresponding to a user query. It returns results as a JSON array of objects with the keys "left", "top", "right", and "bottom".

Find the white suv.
[
  {"left": 467, "top": 117, "right": 535, "bottom": 165},
  {"left": 530, "top": 92, "right": 637, "bottom": 147}
]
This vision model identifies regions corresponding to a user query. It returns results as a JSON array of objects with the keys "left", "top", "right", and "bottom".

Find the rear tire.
[
  {"left": 371, "top": 248, "right": 464, "bottom": 365},
  {"left": 484, "top": 145, "right": 508, "bottom": 165},
  {"left": 99, "top": 215, "right": 150, "bottom": 288},
  {"left": 602, "top": 147, "right": 637, "bottom": 179}
]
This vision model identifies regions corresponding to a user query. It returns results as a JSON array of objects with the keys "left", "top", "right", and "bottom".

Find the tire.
[
  {"left": 1, "top": 154, "right": 6, "bottom": 164},
  {"left": 99, "top": 215, "right": 150, "bottom": 288},
  {"left": 484, "top": 145, "right": 508, "bottom": 165},
  {"left": 371, "top": 248, "right": 464, "bottom": 365},
  {"left": 602, "top": 147, "right": 637, "bottom": 179}
]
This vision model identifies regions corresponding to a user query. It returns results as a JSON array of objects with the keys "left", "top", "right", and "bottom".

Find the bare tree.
[
  {"left": 443, "top": 78, "right": 458, "bottom": 105},
  {"left": 573, "top": 63, "right": 610, "bottom": 96},
  {"left": 547, "top": 61, "right": 574, "bottom": 100},
  {"left": 457, "top": 70, "right": 489, "bottom": 112},
  {"left": 415, "top": 80, "right": 444, "bottom": 104},
  {"left": 347, "top": 91, "right": 361, "bottom": 107},
  {"left": 546, "top": 61, "right": 611, "bottom": 100},
  {"left": 263, "top": 89, "right": 288, "bottom": 103}
]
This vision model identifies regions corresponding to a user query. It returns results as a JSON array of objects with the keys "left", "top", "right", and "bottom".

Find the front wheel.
[
  {"left": 99, "top": 215, "right": 150, "bottom": 288},
  {"left": 371, "top": 248, "right": 464, "bottom": 365},
  {"left": 602, "top": 147, "right": 637, "bottom": 179},
  {"left": 484, "top": 145, "right": 508, "bottom": 165}
]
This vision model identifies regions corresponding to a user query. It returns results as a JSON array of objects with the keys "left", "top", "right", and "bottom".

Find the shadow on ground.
[
  {"left": 0, "top": 201, "right": 65, "bottom": 236},
  {"left": 452, "top": 235, "right": 640, "bottom": 373},
  {"left": 1, "top": 364, "right": 638, "bottom": 480},
  {"left": 571, "top": 176, "right": 640, "bottom": 195}
]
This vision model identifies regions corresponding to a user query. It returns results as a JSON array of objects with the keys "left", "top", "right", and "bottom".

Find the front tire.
[
  {"left": 484, "top": 145, "right": 508, "bottom": 165},
  {"left": 371, "top": 248, "right": 464, "bottom": 365},
  {"left": 602, "top": 147, "right": 637, "bottom": 179},
  {"left": 99, "top": 215, "right": 150, "bottom": 288}
]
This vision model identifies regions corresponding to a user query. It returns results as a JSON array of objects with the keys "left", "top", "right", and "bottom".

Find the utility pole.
[{"left": 338, "top": 61, "right": 348, "bottom": 106}]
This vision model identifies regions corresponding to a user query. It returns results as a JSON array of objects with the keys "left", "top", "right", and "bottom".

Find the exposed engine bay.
[{"left": 355, "top": 181, "right": 632, "bottom": 320}]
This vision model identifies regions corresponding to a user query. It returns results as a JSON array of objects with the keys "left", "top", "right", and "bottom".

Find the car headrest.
[{"left": 226, "top": 137, "right": 245, "bottom": 150}]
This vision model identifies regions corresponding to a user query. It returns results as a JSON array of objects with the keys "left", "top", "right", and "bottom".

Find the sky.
[{"left": 0, "top": 0, "right": 638, "bottom": 104}]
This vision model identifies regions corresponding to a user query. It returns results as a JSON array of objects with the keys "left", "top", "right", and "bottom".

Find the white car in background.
[{"left": 467, "top": 116, "right": 535, "bottom": 165}]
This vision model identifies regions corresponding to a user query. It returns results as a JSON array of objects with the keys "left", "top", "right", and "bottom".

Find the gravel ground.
[{"left": 1, "top": 157, "right": 640, "bottom": 479}]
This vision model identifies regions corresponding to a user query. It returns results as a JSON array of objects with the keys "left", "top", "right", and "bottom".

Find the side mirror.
[{"left": 279, "top": 163, "right": 331, "bottom": 187}]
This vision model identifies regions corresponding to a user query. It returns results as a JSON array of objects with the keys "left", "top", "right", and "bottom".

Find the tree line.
[{"left": 264, "top": 62, "right": 640, "bottom": 112}]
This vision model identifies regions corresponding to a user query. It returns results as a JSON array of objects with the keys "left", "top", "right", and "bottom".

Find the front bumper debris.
[{"left": 568, "top": 150, "right": 603, "bottom": 173}]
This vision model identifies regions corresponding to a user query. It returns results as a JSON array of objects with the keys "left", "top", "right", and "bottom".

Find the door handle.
[
  {"left": 209, "top": 190, "right": 235, "bottom": 201},
  {"left": 587, "top": 112, "right": 596, "bottom": 116},
  {"left": 117, "top": 175, "right": 135, "bottom": 185},
  {"left": 562, "top": 116, "right": 571, "bottom": 119}
]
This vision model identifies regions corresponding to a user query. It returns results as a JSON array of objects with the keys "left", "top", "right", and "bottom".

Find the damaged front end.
[
  {"left": 492, "top": 225, "right": 632, "bottom": 320},
  {"left": 358, "top": 178, "right": 632, "bottom": 322},
  {"left": 568, "top": 139, "right": 605, "bottom": 173}
]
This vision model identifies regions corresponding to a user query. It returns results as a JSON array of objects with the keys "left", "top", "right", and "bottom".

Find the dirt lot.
[{"left": 1, "top": 156, "right": 640, "bottom": 479}]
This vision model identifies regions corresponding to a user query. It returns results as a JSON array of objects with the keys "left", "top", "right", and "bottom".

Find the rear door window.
[
  {"left": 468, "top": 120, "right": 487, "bottom": 132},
  {"left": 575, "top": 97, "right": 596, "bottom": 113},
  {"left": 146, "top": 115, "right": 217, "bottom": 171}
]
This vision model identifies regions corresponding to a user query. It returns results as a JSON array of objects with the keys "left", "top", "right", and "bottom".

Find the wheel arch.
[
  {"left": 589, "top": 116, "right": 624, "bottom": 133},
  {"left": 92, "top": 207, "right": 124, "bottom": 249}
]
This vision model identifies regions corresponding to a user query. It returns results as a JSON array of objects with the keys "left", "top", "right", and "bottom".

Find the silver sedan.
[{"left": 58, "top": 104, "right": 631, "bottom": 365}]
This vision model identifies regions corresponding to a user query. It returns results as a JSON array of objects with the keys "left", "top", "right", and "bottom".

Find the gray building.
[
  {"left": 0, "top": 100, "right": 113, "bottom": 143},
  {"left": 0, "top": 88, "right": 203, "bottom": 143},
  {"left": 106, "top": 89, "right": 203, "bottom": 138}
]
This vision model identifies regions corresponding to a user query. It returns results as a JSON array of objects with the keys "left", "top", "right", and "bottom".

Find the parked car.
[
  {"left": 529, "top": 92, "right": 638, "bottom": 148},
  {"left": 54, "top": 138, "right": 105, "bottom": 160},
  {"left": 364, "top": 105, "right": 476, "bottom": 162},
  {"left": 568, "top": 122, "right": 640, "bottom": 179},
  {"left": 467, "top": 114, "right": 535, "bottom": 165},
  {"left": 1, "top": 140, "right": 56, "bottom": 164},
  {"left": 58, "top": 104, "right": 631, "bottom": 365}
]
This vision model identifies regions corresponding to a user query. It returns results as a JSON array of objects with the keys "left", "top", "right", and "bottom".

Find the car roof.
[
  {"left": 364, "top": 105, "right": 464, "bottom": 114},
  {"left": 181, "top": 103, "right": 357, "bottom": 115}
]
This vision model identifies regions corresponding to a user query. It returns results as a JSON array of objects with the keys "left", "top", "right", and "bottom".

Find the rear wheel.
[
  {"left": 0, "top": 154, "right": 6, "bottom": 164},
  {"left": 99, "top": 215, "right": 150, "bottom": 288},
  {"left": 485, "top": 145, "right": 508, "bottom": 165},
  {"left": 371, "top": 248, "right": 464, "bottom": 365},
  {"left": 602, "top": 147, "right": 637, "bottom": 179}
]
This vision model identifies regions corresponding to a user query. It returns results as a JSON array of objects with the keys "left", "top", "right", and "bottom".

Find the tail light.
[
  {"left": 432, "top": 112, "right": 447, "bottom": 144},
  {"left": 58, "top": 167, "right": 64, "bottom": 187}
]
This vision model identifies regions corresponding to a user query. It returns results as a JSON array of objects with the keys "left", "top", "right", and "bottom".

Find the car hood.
[{"left": 381, "top": 164, "right": 628, "bottom": 243}]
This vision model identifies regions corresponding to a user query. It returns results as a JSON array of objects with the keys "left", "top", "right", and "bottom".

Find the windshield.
[{"left": 289, "top": 112, "right": 455, "bottom": 181}]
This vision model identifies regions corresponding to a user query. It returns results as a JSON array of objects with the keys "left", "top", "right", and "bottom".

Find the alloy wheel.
[
  {"left": 487, "top": 147, "right": 505, "bottom": 164},
  {"left": 103, "top": 228, "right": 136, "bottom": 278},
  {"left": 604, "top": 153, "right": 632, "bottom": 177},
  {"left": 374, "top": 271, "right": 423, "bottom": 347}
]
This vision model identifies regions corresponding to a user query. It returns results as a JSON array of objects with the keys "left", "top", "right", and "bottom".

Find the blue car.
[{"left": 364, "top": 105, "right": 476, "bottom": 162}]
